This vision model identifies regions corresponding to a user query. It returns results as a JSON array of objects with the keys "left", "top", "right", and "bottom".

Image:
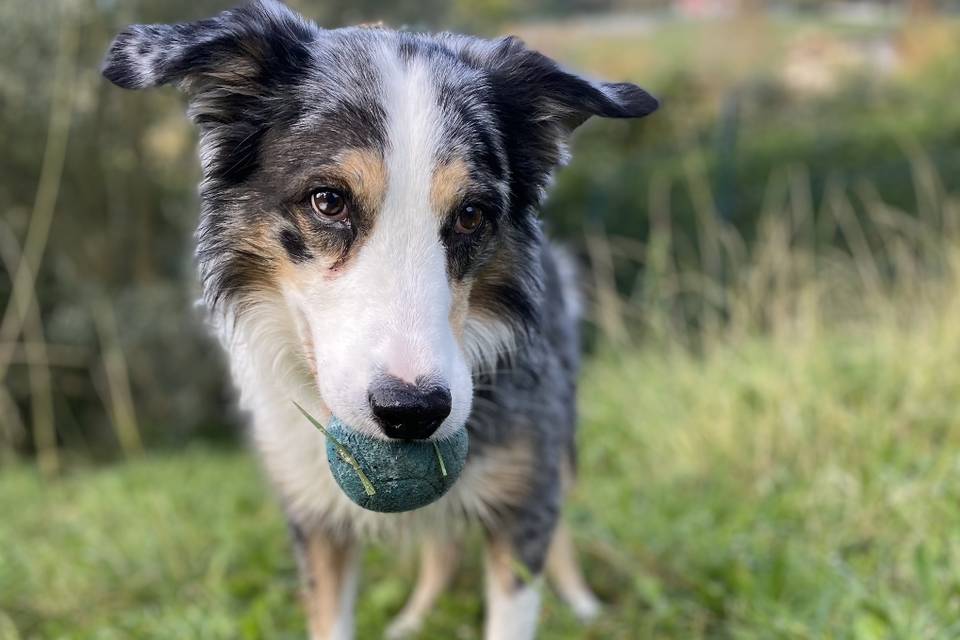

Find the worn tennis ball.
[{"left": 322, "top": 415, "right": 469, "bottom": 513}]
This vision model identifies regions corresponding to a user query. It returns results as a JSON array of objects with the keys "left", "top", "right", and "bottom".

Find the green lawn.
[{"left": 4, "top": 303, "right": 960, "bottom": 639}]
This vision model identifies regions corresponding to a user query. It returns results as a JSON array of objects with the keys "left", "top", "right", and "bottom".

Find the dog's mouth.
[{"left": 289, "top": 303, "right": 471, "bottom": 514}]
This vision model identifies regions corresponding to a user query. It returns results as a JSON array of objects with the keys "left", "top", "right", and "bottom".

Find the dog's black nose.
[{"left": 368, "top": 376, "right": 452, "bottom": 440}]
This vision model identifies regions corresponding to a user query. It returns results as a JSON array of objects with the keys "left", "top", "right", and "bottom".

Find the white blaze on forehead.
[
  {"left": 364, "top": 46, "right": 451, "bottom": 382},
  {"left": 379, "top": 48, "right": 444, "bottom": 218}
]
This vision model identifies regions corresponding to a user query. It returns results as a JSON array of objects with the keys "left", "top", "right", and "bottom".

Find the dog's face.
[{"left": 102, "top": 0, "right": 657, "bottom": 441}]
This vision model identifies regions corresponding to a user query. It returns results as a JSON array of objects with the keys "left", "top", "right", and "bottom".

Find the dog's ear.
[
  {"left": 101, "top": 0, "right": 314, "bottom": 92},
  {"left": 473, "top": 36, "right": 659, "bottom": 132},
  {"left": 442, "top": 34, "right": 658, "bottom": 211},
  {"left": 102, "top": 1, "right": 317, "bottom": 186}
]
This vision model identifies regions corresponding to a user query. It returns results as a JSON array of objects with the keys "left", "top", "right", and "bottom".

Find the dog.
[{"left": 101, "top": 1, "right": 657, "bottom": 638}]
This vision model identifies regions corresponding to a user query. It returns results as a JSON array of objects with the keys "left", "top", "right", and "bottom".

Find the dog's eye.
[
  {"left": 454, "top": 204, "right": 483, "bottom": 235},
  {"left": 310, "top": 189, "right": 348, "bottom": 221}
]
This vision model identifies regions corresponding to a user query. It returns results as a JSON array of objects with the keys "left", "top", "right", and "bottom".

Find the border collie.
[{"left": 102, "top": 1, "right": 657, "bottom": 638}]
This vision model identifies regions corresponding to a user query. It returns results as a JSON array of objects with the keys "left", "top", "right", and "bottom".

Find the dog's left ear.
[{"left": 482, "top": 36, "right": 659, "bottom": 132}]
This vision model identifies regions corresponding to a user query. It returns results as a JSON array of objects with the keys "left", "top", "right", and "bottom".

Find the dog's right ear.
[{"left": 101, "top": 0, "right": 315, "bottom": 91}]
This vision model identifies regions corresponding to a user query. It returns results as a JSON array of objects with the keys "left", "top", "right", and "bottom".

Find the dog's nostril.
[{"left": 368, "top": 376, "right": 452, "bottom": 440}]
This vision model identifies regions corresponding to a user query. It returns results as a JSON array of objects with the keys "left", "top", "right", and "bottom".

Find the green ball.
[{"left": 324, "top": 417, "right": 469, "bottom": 513}]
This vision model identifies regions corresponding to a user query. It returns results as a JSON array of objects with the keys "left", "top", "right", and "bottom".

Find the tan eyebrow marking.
[
  {"left": 431, "top": 158, "right": 471, "bottom": 218},
  {"left": 336, "top": 148, "right": 387, "bottom": 212}
]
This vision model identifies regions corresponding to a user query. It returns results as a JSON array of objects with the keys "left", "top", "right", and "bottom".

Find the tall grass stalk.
[
  {"left": 585, "top": 150, "right": 959, "bottom": 357},
  {"left": 92, "top": 301, "right": 143, "bottom": 458},
  {"left": 0, "top": 9, "right": 78, "bottom": 475},
  {"left": 0, "top": 225, "right": 55, "bottom": 475}
]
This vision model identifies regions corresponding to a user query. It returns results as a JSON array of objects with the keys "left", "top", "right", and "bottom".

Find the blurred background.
[{"left": 2, "top": 1, "right": 960, "bottom": 638}]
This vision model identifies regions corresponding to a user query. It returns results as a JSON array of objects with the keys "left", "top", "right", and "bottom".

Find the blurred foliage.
[{"left": 1, "top": 0, "right": 959, "bottom": 461}]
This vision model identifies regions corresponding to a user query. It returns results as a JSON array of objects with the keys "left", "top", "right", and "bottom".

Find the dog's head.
[{"left": 102, "top": 0, "right": 657, "bottom": 442}]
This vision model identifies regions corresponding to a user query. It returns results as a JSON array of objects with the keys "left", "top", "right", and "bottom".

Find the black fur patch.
[{"left": 279, "top": 228, "right": 312, "bottom": 263}]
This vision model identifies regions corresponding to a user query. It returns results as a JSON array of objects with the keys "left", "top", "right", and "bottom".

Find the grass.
[{"left": 3, "top": 286, "right": 960, "bottom": 638}]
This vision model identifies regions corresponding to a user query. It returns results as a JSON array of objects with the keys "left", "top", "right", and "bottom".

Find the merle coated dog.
[{"left": 102, "top": 1, "right": 657, "bottom": 637}]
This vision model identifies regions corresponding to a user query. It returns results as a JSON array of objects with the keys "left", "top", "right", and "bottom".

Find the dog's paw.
[
  {"left": 569, "top": 591, "right": 603, "bottom": 623},
  {"left": 384, "top": 614, "right": 423, "bottom": 640}
]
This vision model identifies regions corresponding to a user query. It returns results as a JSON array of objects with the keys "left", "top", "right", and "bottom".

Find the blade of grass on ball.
[
  {"left": 432, "top": 440, "right": 448, "bottom": 477},
  {"left": 293, "top": 402, "right": 376, "bottom": 497}
]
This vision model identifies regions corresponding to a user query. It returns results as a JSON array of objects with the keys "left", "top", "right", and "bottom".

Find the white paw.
[
  {"left": 569, "top": 593, "right": 602, "bottom": 623},
  {"left": 384, "top": 614, "right": 422, "bottom": 640}
]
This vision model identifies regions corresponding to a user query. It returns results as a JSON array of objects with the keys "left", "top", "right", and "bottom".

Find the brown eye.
[
  {"left": 310, "top": 189, "right": 348, "bottom": 221},
  {"left": 454, "top": 204, "right": 483, "bottom": 235}
]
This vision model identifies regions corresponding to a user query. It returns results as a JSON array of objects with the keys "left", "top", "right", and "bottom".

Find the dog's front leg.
[
  {"left": 291, "top": 523, "right": 360, "bottom": 640},
  {"left": 482, "top": 533, "right": 547, "bottom": 640},
  {"left": 386, "top": 536, "right": 461, "bottom": 639}
]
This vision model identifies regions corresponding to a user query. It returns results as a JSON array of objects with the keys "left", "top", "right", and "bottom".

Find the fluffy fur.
[{"left": 102, "top": 2, "right": 657, "bottom": 638}]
